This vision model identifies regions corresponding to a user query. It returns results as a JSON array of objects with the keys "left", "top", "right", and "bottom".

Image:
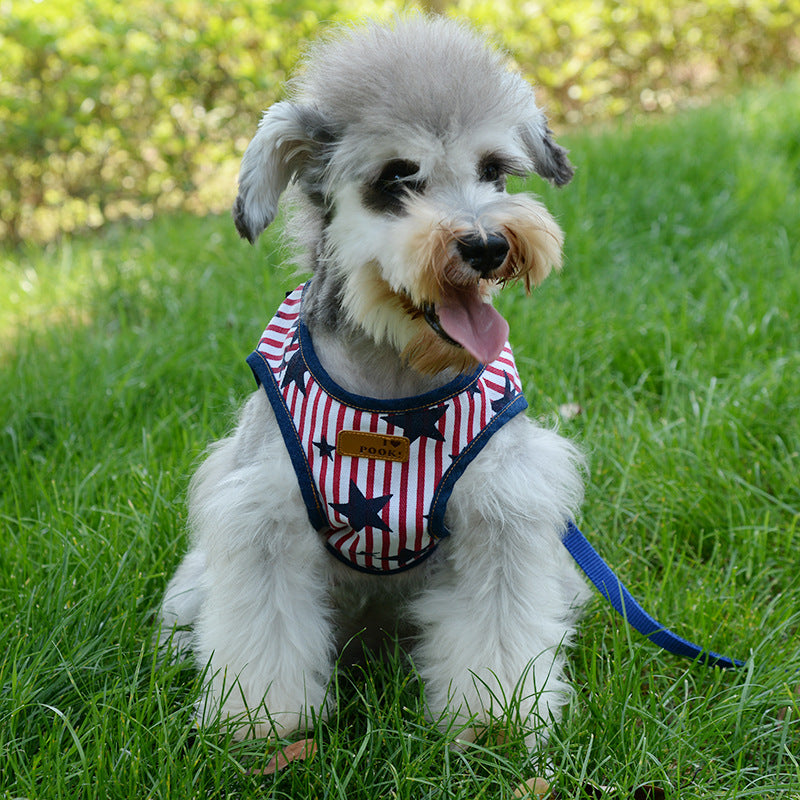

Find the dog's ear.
[
  {"left": 233, "top": 102, "right": 335, "bottom": 243},
  {"left": 517, "top": 117, "right": 574, "bottom": 187}
]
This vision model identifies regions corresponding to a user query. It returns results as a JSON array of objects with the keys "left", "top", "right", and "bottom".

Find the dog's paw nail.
[{"left": 513, "top": 777, "right": 552, "bottom": 798}]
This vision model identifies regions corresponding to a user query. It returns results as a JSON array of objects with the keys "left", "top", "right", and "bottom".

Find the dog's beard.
[{"left": 401, "top": 323, "right": 483, "bottom": 375}]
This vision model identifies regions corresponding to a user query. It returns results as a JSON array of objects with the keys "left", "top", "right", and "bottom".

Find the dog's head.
[{"left": 234, "top": 16, "right": 573, "bottom": 374}]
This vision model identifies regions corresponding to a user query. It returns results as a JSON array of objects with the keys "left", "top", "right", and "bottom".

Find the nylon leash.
[{"left": 562, "top": 521, "right": 745, "bottom": 669}]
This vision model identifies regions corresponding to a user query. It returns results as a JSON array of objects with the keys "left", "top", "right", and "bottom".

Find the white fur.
[
  {"left": 162, "top": 390, "right": 588, "bottom": 742},
  {"left": 161, "top": 15, "right": 587, "bottom": 750}
]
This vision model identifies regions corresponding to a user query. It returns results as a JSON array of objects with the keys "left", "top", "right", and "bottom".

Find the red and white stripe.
[{"left": 254, "top": 284, "right": 524, "bottom": 573}]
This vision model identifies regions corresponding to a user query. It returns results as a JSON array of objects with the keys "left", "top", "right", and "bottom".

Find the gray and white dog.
[{"left": 160, "top": 15, "right": 589, "bottom": 750}]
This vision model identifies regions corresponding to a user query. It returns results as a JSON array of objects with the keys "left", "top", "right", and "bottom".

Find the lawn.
[{"left": 1, "top": 77, "right": 799, "bottom": 798}]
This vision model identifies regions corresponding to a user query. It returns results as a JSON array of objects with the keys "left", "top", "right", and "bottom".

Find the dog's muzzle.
[{"left": 415, "top": 232, "right": 512, "bottom": 364}]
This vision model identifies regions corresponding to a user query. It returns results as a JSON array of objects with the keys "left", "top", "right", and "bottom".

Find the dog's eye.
[
  {"left": 376, "top": 160, "right": 424, "bottom": 191},
  {"left": 363, "top": 159, "right": 425, "bottom": 215},
  {"left": 479, "top": 159, "right": 505, "bottom": 186},
  {"left": 379, "top": 160, "right": 419, "bottom": 183}
]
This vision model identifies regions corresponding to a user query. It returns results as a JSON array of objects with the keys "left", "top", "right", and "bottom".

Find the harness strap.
[{"left": 563, "top": 521, "right": 745, "bottom": 669}]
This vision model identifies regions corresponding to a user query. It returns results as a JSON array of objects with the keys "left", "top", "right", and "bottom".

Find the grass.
[{"left": 2, "top": 76, "right": 800, "bottom": 798}]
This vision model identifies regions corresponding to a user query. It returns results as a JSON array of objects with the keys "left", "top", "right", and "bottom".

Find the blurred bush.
[
  {"left": 464, "top": 0, "right": 800, "bottom": 121},
  {"left": 2, "top": 0, "right": 798, "bottom": 244}
]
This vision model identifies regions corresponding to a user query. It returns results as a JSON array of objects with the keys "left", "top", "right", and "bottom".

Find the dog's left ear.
[
  {"left": 233, "top": 102, "right": 335, "bottom": 243},
  {"left": 517, "top": 117, "right": 574, "bottom": 187}
]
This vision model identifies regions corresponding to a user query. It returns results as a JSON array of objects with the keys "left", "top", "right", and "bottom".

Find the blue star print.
[{"left": 330, "top": 480, "right": 392, "bottom": 532}]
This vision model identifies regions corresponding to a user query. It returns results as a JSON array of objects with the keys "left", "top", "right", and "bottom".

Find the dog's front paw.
[
  {"left": 194, "top": 699, "right": 319, "bottom": 742},
  {"left": 440, "top": 708, "right": 551, "bottom": 756},
  {"left": 195, "top": 678, "right": 328, "bottom": 741},
  {"left": 423, "top": 660, "right": 565, "bottom": 756}
]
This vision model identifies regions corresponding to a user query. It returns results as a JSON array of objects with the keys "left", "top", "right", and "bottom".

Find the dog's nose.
[{"left": 456, "top": 233, "right": 509, "bottom": 276}]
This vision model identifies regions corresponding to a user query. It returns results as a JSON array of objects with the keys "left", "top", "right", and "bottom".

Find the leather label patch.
[{"left": 336, "top": 430, "right": 410, "bottom": 463}]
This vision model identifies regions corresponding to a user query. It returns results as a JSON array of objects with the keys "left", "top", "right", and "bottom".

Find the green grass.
[{"left": 2, "top": 77, "right": 800, "bottom": 798}]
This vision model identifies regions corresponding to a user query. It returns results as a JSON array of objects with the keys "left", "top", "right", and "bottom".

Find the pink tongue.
[{"left": 436, "top": 287, "right": 509, "bottom": 365}]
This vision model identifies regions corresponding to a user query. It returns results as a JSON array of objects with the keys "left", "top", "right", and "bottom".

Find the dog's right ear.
[
  {"left": 517, "top": 115, "right": 575, "bottom": 187},
  {"left": 233, "top": 102, "right": 335, "bottom": 243}
]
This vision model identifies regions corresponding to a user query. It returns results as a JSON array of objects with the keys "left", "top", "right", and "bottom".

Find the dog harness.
[{"left": 247, "top": 283, "right": 528, "bottom": 575}]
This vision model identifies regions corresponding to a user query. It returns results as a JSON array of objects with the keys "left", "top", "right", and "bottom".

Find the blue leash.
[{"left": 563, "top": 521, "right": 745, "bottom": 669}]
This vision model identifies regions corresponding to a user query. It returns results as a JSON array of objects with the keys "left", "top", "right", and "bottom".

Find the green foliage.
[
  {"left": 0, "top": 0, "right": 391, "bottom": 243},
  {"left": 1, "top": 0, "right": 799, "bottom": 243},
  {"left": 1, "top": 78, "right": 799, "bottom": 797},
  {"left": 465, "top": 0, "right": 800, "bottom": 120}
]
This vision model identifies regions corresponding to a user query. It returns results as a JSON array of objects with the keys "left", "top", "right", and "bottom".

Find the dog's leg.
[
  {"left": 412, "top": 529, "right": 582, "bottom": 750},
  {"left": 158, "top": 549, "right": 206, "bottom": 656},
  {"left": 184, "top": 392, "right": 335, "bottom": 740},
  {"left": 410, "top": 422, "right": 587, "bottom": 751},
  {"left": 193, "top": 532, "right": 333, "bottom": 740}
]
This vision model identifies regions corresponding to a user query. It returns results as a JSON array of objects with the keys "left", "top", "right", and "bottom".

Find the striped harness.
[{"left": 247, "top": 284, "right": 528, "bottom": 575}]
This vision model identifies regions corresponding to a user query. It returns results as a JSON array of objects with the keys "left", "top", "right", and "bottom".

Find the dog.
[{"left": 159, "top": 15, "right": 589, "bottom": 751}]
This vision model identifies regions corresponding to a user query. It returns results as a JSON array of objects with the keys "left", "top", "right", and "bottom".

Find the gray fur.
[{"left": 234, "top": 16, "right": 572, "bottom": 243}]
